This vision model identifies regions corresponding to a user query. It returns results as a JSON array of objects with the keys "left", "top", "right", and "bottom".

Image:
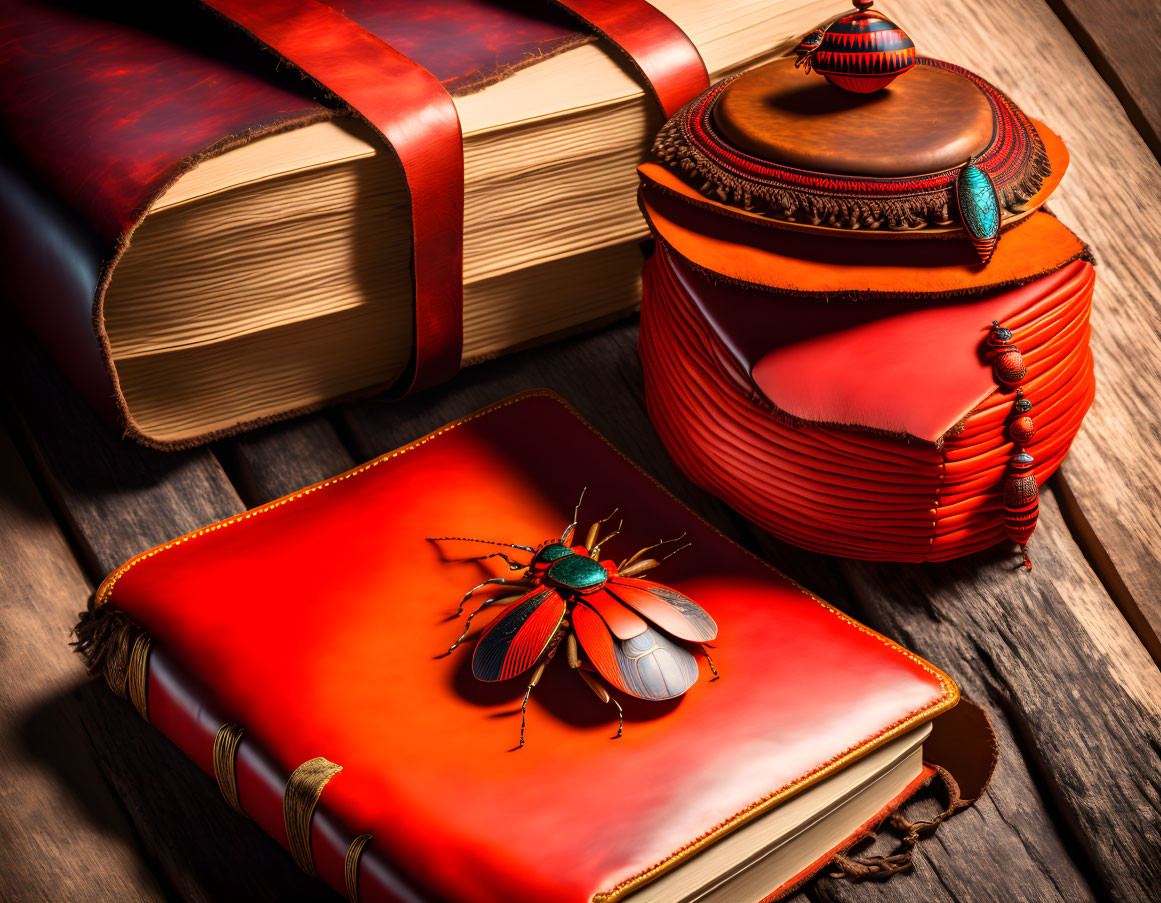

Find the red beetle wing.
[
  {"left": 472, "top": 589, "right": 565, "bottom": 682},
  {"left": 573, "top": 603, "right": 700, "bottom": 701},
  {"left": 582, "top": 588, "right": 649, "bottom": 639},
  {"left": 606, "top": 577, "right": 718, "bottom": 642}
]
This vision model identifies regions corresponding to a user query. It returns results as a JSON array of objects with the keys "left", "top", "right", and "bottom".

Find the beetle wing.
[
  {"left": 472, "top": 589, "right": 565, "bottom": 682},
  {"left": 573, "top": 603, "right": 699, "bottom": 701},
  {"left": 582, "top": 588, "right": 649, "bottom": 639},
  {"left": 606, "top": 577, "right": 718, "bottom": 642}
]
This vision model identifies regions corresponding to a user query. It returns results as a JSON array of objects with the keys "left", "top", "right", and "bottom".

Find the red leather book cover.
[{"left": 85, "top": 390, "right": 962, "bottom": 903}]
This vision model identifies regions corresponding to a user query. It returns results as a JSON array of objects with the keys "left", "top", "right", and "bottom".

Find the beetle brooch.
[{"left": 431, "top": 494, "right": 719, "bottom": 748}]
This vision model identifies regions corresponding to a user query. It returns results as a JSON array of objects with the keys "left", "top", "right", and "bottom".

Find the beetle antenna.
[
  {"left": 427, "top": 536, "right": 536, "bottom": 553},
  {"left": 658, "top": 541, "right": 692, "bottom": 563},
  {"left": 465, "top": 551, "right": 527, "bottom": 571},
  {"left": 562, "top": 487, "right": 588, "bottom": 544}
]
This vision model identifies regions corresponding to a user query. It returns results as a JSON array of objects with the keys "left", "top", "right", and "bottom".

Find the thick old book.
[
  {"left": 0, "top": 0, "right": 833, "bottom": 449},
  {"left": 77, "top": 391, "right": 994, "bottom": 903}
]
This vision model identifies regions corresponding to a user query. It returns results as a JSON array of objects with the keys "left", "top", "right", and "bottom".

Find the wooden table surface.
[{"left": 2, "top": 1, "right": 1159, "bottom": 901}]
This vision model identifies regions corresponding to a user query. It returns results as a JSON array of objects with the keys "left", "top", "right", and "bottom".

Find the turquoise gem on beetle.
[{"left": 545, "top": 552, "right": 608, "bottom": 593}]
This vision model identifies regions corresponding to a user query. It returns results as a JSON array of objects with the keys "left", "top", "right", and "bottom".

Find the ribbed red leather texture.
[
  {"left": 550, "top": 0, "right": 708, "bottom": 117},
  {"left": 197, "top": 0, "right": 464, "bottom": 392},
  {"left": 639, "top": 249, "right": 1096, "bottom": 561},
  {"left": 101, "top": 392, "right": 955, "bottom": 903}
]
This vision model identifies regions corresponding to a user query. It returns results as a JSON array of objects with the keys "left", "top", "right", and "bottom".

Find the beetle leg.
[
  {"left": 703, "top": 648, "right": 721, "bottom": 681},
  {"left": 618, "top": 532, "right": 688, "bottom": 570},
  {"left": 577, "top": 669, "right": 624, "bottom": 739},
  {"left": 584, "top": 508, "right": 620, "bottom": 552},
  {"left": 517, "top": 629, "right": 566, "bottom": 749},
  {"left": 444, "top": 592, "right": 524, "bottom": 654},
  {"left": 453, "top": 577, "right": 532, "bottom": 616},
  {"left": 616, "top": 557, "right": 659, "bottom": 578},
  {"left": 590, "top": 520, "right": 623, "bottom": 559},
  {"left": 562, "top": 487, "right": 588, "bottom": 544}
]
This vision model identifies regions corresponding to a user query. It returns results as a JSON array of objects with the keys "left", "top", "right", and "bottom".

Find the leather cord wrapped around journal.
[
  {"left": 0, "top": 0, "right": 841, "bottom": 449},
  {"left": 637, "top": 0, "right": 1095, "bottom": 565},
  {"left": 75, "top": 391, "right": 996, "bottom": 903}
]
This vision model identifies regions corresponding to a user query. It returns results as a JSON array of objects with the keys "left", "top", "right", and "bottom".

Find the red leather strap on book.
[
  {"left": 195, "top": 0, "right": 464, "bottom": 394},
  {"left": 549, "top": 0, "right": 709, "bottom": 117}
]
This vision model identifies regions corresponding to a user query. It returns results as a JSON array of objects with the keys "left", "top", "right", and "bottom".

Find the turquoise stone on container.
[{"left": 957, "top": 162, "right": 1002, "bottom": 263}]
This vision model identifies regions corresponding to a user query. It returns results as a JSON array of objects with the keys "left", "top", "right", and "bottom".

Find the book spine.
[
  {"left": 0, "top": 162, "right": 119, "bottom": 425},
  {"left": 141, "top": 644, "right": 423, "bottom": 903}
]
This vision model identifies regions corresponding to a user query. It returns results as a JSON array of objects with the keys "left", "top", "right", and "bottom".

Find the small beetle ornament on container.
[
  {"left": 986, "top": 321, "right": 1028, "bottom": 388},
  {"left": 431, "top": 491, "right": 718, "bottom": 748},
  {"left": 794, "top": 0, "right": 916, "bottom": 94}
]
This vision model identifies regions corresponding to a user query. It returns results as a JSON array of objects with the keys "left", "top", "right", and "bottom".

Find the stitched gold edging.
[
  {"left": 284, "top": 757, "right": 343, "bottom": 876},
  {"left": 126, "top": 634, "right": 152, "bottom": 722},
  {"left": 91, "top": 388, "right": 958, "bottom": 900},
  {"left": 344, "top": 833, "right": 373, "bottom": 902},
  {"left": 213, "top": 723, "right": 247, "bottom": 816}
]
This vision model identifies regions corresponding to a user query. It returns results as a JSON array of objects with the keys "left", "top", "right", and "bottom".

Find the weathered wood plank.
[
  {"left": 220, "top": 414, "right": 355, "bottom": 507},
  {"left": 0, "top": 427, "right": 166, "bottom": 902},
  {"left": 903, "top": 0, "right": 1161, "bottom": 666},
  {"left": 1045, "top": 0, "right": 1161, "bottom": 162},
  {"left": 0, "top": 316, "right": 337, "bottom": 902},
  {"left": 1, "top": 317, "right": 240, "bottom": 579}
]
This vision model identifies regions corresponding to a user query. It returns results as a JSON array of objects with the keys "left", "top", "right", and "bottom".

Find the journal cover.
[{"left": 78, "top": 390, "right": 972, "bottom": 903}]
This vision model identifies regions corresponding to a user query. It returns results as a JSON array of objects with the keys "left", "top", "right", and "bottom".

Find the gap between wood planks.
[
  {"left": 1051, "top": 470, "right": 1161, "bottom": 667},
  {"left": 1042, "top": 0, "right": 1161, "bottom": 164}
]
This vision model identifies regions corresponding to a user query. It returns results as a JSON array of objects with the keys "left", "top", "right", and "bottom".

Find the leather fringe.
[
  {"left": 73, "top": 602, "right": 146, "bottom": 698},
  {"left": 830, "top": 764, "right": 968, "bottom": 882},
  {"left": 654, "top": 116, "right": 1052, "bottom": 233}
]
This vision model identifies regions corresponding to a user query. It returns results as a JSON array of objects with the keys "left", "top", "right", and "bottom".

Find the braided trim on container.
[{"left": 653, "top": 57, "right": 1050, "bottom": 232}]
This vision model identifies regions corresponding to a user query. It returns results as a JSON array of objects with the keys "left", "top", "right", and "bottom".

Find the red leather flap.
[
  {"left": 661, "top": 248, "right": 1094, "bottom": 444},
  {"left": 639, "top": 162, "right": 1086, "bottom": 301}
]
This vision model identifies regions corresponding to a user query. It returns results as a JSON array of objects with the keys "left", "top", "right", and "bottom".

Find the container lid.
[{"left": 652, "top": 7, "right": 1057, "bottom": 263}]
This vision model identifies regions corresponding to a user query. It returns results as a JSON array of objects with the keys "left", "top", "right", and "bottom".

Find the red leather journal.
[{"left": 80, "top": 391, "right": 990, "bottom": 902}]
